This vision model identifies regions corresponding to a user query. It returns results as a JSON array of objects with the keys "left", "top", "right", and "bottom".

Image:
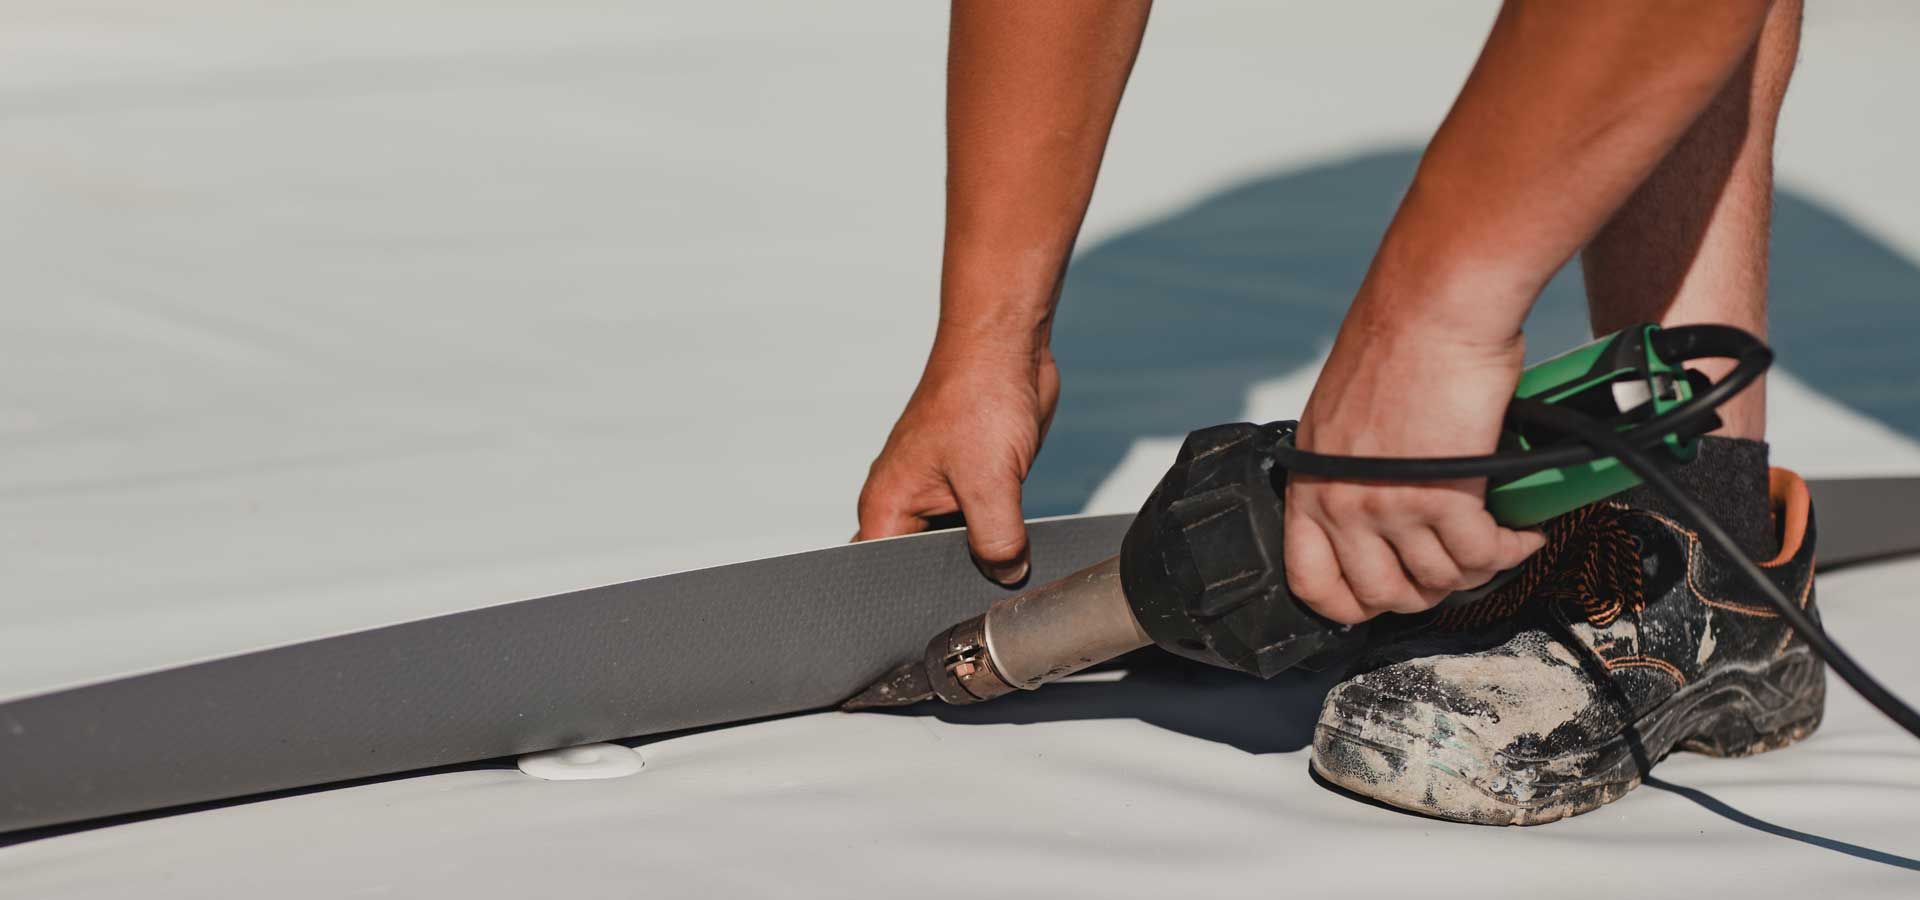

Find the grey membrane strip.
[
  {"left": 0, "top": 516, "right": 1131, "bottom": 833},
  {"left": 2, "top": 476, "right": 1915, "bottom": 834},
  {"left": 1800, "top": 478, "right": 1920, "bottom": 570}
]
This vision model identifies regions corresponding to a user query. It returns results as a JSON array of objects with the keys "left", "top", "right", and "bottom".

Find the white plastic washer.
[{"left": 515, "top": 742, "right": 646, "bottom": 781}]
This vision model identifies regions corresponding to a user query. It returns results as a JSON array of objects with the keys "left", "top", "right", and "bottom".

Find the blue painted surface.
[{"left": 1027, "top": 147, "right": 1920, "bottom": 516}]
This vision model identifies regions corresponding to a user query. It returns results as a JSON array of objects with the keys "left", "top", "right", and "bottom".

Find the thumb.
[
  {"left": 1494, "top": 526, "right": 1549, "bottom": 571},
  {"left": 952, "top": 476, "right": 1031, "bottom": 586}
]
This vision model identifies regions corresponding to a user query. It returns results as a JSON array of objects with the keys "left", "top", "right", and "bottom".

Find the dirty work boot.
[{"left": 1310, "top": 439, "right": 1824, "bottom": 825}]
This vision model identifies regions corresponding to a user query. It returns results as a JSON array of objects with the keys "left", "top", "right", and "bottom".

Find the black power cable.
[{"left": 1272, "top": 327, "right": 1920, "bottom": 741}]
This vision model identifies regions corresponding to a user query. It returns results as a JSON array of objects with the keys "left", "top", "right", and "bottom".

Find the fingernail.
[{"left": 986, "top": 560, "right": 1029, "bottom": 586}]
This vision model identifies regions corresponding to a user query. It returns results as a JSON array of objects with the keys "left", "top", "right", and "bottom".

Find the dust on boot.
[{"left": 1310, "top": 449, "right": 1824, "bottom": 826}]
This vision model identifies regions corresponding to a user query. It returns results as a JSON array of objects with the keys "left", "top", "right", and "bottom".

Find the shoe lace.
[{"left": 1430, "top": 502, "right": 1646, "bottom": 631}]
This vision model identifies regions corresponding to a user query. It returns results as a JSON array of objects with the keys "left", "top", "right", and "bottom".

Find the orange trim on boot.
[{"left": 1761, "top": 467, "right": 1812, "bottom": 569}]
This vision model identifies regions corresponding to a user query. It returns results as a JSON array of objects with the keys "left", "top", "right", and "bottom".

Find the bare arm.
[
  {"left": 857, "top": 1, "right": 1151, "bottom": 583},
  {"left": 1287, "top": 0, "right": 1782, "bottom": 622},
  {"left": 1355, "top": 1, "right": 1777, "bottom": 341},
  {"left": 939, "top": 0, "right": 1152, "bottom": 349}
]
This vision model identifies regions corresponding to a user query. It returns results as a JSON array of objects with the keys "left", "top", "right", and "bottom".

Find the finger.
[
  {"left": 950, "top": 477, "right": 1031, "bottom": 586},
  {"left": 1388, "top": 526, "right": 1470, "bottom": 593},
  {"left": 1433, "top": 509, "right": 1546, "bottom": 579},
  {"left": 1326, "top": 527, "right": 1432, "bottom": 617},
  {"left": 855, "top": 485, "right": 942, "bottom": 543},
  {"left": 1430, "top": 508, "right": 1508, "bottom": 577},
  {"left": 1497, "top": 525, "right": 1549, "bottom": 570},
  {"left": 1283, "top": 506, "right": 1365, "bottom": 624},
  {"left": 854, "top": 508, "right": 928, "bottom": 542}
]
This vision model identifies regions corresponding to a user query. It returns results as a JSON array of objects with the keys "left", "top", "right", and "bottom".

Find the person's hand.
[
  {"left": 856, "top": 336, "right": 1060, "bottom": 585},
  {"left": 1283, "top": 315, "right": 1547, "bottom": 625}
]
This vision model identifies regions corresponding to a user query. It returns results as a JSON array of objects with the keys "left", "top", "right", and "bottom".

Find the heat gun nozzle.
[
  {"left": 840, "top": 660, "right": 934, "bottom": 710},
  {"left": 840, "top": 555, "right": 1148, "bottom": 711}
]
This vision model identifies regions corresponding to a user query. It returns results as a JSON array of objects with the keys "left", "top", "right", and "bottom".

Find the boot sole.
[{"left": 1310, "top": 647, "right": 1826, "bottom": 826}]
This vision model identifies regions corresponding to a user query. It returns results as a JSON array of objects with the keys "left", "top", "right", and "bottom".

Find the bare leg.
[{"left": 1583, "top": 0, "right": 1802, "bottom": 440}]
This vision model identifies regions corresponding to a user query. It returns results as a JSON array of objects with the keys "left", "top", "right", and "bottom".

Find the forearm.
[
  {"left": 938, "top": 0, "right": 1152, "bottom": 360},
  {"left": 1353, "top": 0, "right": 1776, "bottom": 344}
]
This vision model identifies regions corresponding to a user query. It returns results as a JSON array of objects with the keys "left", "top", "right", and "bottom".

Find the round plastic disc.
[{"left": 515, "top": 742, "right": 646, "bottom": 781}]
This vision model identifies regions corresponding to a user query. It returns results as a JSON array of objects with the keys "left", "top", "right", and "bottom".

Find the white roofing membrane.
[{"left": 3, "top": 1, "right": 1918, "bottom": 895}]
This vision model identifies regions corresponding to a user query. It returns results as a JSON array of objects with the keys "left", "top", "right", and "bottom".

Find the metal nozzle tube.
[
  {"left": 916, "top": 555, "right": 1149, "bottom": 707},
  {"left": 983, "top": 554, "right": 1147, "bottom": 688}
]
